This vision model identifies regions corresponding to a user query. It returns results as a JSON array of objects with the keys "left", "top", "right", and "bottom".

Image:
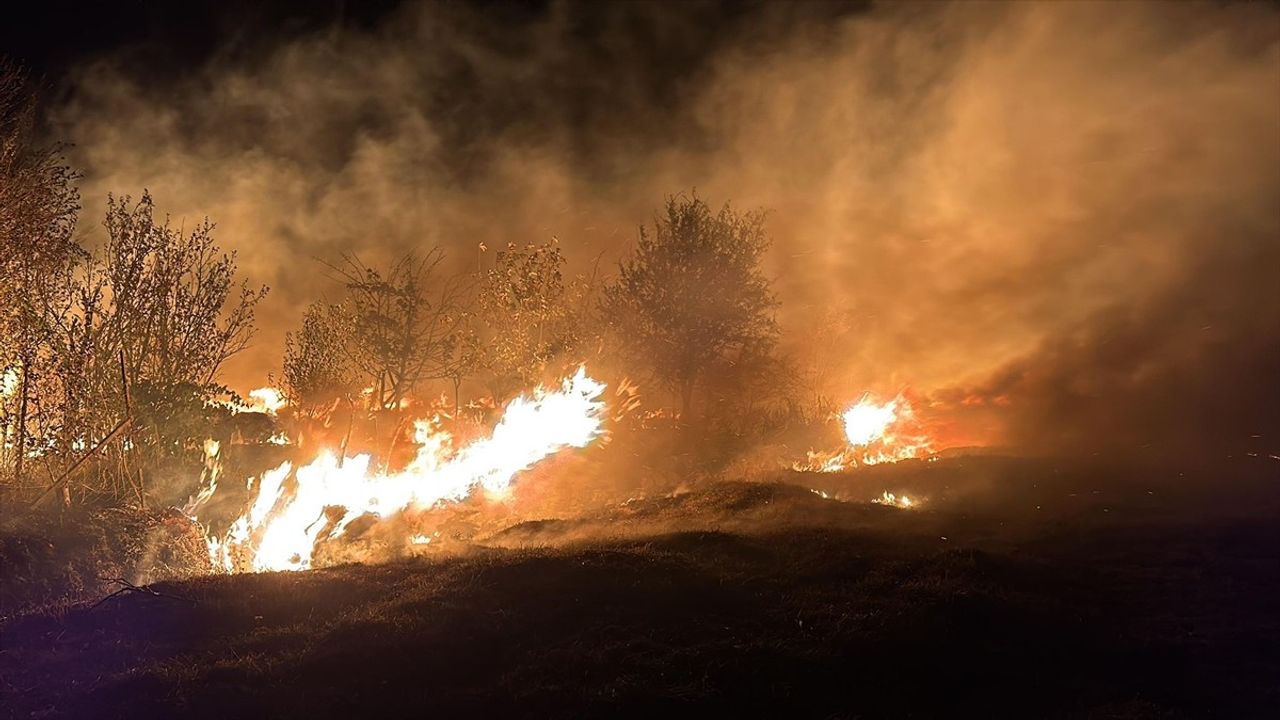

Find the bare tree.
[
  {"left": 100, "top": 193, "right": 265, "bottom": 386},
  {"left": 437, "top": 306, "right": 484, "bottom": 425},
  {"left": 324, "top": 250, "right": 468, "bottom": 410},
  {"left": 27, "top": 192, "right": 266, "bottom": 504}
]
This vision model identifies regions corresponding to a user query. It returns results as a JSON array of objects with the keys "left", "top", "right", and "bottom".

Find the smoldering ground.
[{"left": 35, "top": 0, "right": 1280, "bottom": 459}]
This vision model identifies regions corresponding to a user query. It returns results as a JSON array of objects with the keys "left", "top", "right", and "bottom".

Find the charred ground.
[{"left": 3, "top": 456, "right": 1278, "bottom": 719}]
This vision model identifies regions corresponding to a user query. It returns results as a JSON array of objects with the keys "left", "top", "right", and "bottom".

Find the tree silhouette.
[
  {"left": 476, "top": 243, "right": 589, "bottom": 400},
  {"left": 603, "top": 192, "right": 777, "bottom": 420},
  {"left": 324, "top": 250, "right": 467, "bottom": 410}
]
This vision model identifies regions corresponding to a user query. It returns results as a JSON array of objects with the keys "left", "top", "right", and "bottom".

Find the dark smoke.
[
  {"left": 37, "top": 0, "right": 1280, "bottom": 457},
  {"left": 966, "top": 217, "right": 1280, "bottom": 458}
]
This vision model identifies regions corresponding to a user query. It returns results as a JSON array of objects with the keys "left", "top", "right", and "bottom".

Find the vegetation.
[
  {"left": 603, "top": 192, "right": 779, "bottom": 421},
  {"left": 3, "top": 52, "right": 804, "bottom": 511},
  {"left": 0, "top": 506, "right": 208, "bottom": 619},
  {"left": 3, "top": 458, "right": 1277, "bottom": 718},
  {"left": 0, "top": 59, "right": 82, "bottom": 498},
  {"left": 0, "top": 33, "right": 1275, "bottom": 719},
  {"left": 2, "top": 60, "right": 267, "bottom": 507},
  {"left": 318, "top": 250, "right": 468, "bottom": 411},
  {"left": 474, "top": 242, "right": 593, "bottom": 400},
  {"left": 281, "top": 302, "right": 356, "bottom": 416},
  {"left": 1, "top": 188, "right": 265, "bottom": 507}
]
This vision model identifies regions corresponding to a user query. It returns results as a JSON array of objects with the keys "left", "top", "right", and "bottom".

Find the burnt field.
[{"left": 2, "top": 456, "right": 1277, "bottom": 719}]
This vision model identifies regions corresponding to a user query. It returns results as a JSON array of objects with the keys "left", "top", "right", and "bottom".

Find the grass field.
[{"left": 2, "top": 456, "right": 1277, "bottom": 718}]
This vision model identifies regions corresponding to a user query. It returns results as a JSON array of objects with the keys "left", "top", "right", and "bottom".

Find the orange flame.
[
  {"left": 187, "top": 367, "right": 607, "bottom": 572},
  {"left": 794, "top": 393, "right": 935, "bottom": 472}
]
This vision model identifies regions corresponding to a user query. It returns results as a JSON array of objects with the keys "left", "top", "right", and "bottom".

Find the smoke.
[{"left": 46, "top": 1, "right": 1280, "bottom": 456}]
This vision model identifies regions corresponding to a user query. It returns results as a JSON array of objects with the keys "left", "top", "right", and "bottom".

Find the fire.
[
  {"left": 794, "top": 393, "right": 935, "bottom": 472},
  {"left": 186, "top": 367, "right": 607, "bottom": 572},
  {"left": 809, "top": 487, "right": 922, "bottom": 509},
  {"left": 246, "top": 387, "right": 286, "bottom": 415},
  {"left": 872, "top": 491, "right": 918, "bottom": 509},
  {"left": 219, "top": 386, "right": 288, "bottom": 415},
  {"left": 841, "top": 396, "right": 899, "bottom": 446}
]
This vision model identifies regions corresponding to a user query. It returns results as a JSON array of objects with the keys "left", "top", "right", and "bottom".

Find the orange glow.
[
  {"left": 872, "top": 491, "right": 919, "bottom": 509},
  {"left": 794, "top": 393, "right": 935, "bottom": 472},
  {"left": 186, "top": 367, "right": 607, "bottom": 572},
  {"left": 246, "top": 387, "right": 287, "bottom": 414}
]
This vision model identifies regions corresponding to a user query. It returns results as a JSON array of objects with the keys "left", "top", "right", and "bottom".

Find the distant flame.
[
  {"left": 221, "top": 386, "right": 288, "bottom": 415},
  {"left": 794, "top": 393, "right": 934, "bottom": 472},
  {"left": 873, "top": 491, "right": 918, "bottom": 509},
  {"left": 807, "top": 486, "right": 922, "bottom": 509},
  {"left": 841, "top": 396, "right": 899, "bottom": 446},
  {"left": 186, "top": 367, "right": 607, "bottom": 572},
  {"left": 246, "top": 387, "right": 286, "bottom": 415}
]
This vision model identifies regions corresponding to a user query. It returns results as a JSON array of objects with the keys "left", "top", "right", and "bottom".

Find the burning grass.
[
  {"left": 793, "top": 393, "right": 937, "bottom": 473},
  {"left": 184, "top": 368, "right": 608, "bottom": 573}
]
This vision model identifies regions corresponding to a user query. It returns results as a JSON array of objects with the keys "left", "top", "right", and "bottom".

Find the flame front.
[
  {"left": 873, "top": 491, "right": 918, "bottom": 509},
  {"left": 246, "top": 387, "right": 287, "bottom": 415},
  {"left": 795, "top": 393, "right": 935, "bottom": 473},
  {"left": 841, "top": 396, "right": 899, "bottom": 446},
  {"left": 188, "top": 367, "right": 607, "bottom": 572}
]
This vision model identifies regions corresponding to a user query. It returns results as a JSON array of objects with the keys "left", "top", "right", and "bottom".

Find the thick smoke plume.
[{"left": 46, "top": 1, "right": 1280, "bottom": 457}]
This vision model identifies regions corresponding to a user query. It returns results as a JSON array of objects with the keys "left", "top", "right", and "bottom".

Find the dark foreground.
[{"left": 2, "top": 457, "right": 1278, "bottom": 719}]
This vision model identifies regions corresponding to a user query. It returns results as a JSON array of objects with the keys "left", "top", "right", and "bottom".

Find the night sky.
[{"left": 4, "top": 1, "right": 395, "bottom": 76}]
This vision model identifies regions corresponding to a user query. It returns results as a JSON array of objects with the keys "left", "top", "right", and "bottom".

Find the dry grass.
[
  {"left": 2, "top": 457, "right": 1277, "bottom": 718},
  {"left": 0, "top": 507, "right": 209, "bottom": 620}
]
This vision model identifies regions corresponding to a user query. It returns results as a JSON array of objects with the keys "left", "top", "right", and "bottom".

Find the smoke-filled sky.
[{"left": 12, "top": 0, "right": 1280, "bottom": 456}]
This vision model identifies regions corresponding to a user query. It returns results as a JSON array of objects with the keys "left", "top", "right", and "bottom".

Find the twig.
[
  {"left": 29, "top": 417, "right": 134, "bottom": 509},
  {"left": 119, "top": 349, "right": 146, "bottom": 509},
  {"left": 91, "top": 577, "right": 197, "bottom": 609}
]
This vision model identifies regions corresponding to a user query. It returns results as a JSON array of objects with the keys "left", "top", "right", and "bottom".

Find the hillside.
[{"left": 3, "top": 457, "right": 1278, "bottom": 718}]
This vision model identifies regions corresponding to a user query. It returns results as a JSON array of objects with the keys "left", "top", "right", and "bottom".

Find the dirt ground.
[{"left": 2, "top": 456, "right": 1277, "bottom": 718}]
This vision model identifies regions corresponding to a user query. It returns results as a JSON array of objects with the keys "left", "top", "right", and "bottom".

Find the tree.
[
  {"left": 603, "top": 192, "right": 778, "bottom": 420},
  {"left": 282, "top": 302, "right": 357, "bottom": 415},
  {"left": 437, "top": 307, "right": 484, "bottom": 424},
  {"left": 324, "top": 250, "right": 467, "bottom": 410},
  {"left": 31, "top": 192, "right": 266, "bottom": 504},
  {"left": 0, "top": 59, "right": 81, "bottom": 486},
  {"left": 99, "top": 192, "right": 266, "bottom": 387},
  {"left": 475, "top": 242, "right": 591, "bottom": 400},
  {"left": 0, "top": 59, "right": 80, "bottom": 318}
]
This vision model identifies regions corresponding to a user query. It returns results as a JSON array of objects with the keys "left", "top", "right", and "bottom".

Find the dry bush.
[{"left": 0, "top": 506, "right": 210, "bottom": 618}]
